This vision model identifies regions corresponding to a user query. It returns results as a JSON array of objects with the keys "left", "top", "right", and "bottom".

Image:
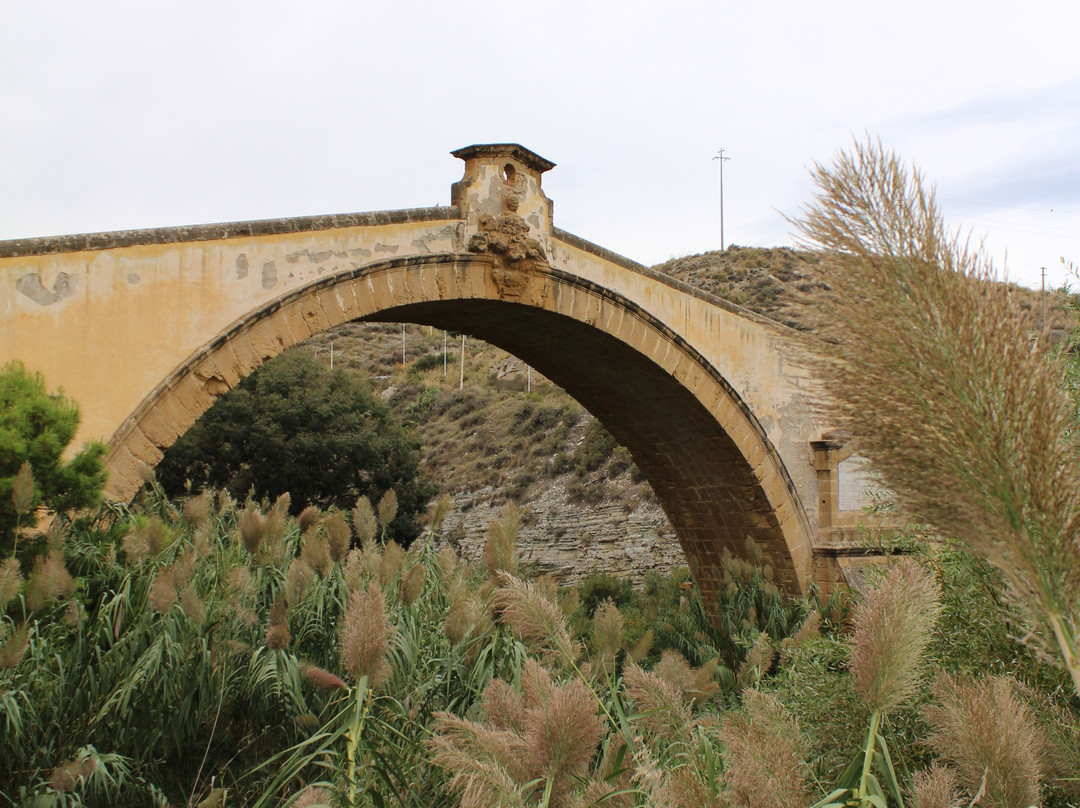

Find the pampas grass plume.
[
  {"left": 493, "top": 572, "right": 574, "bottom": 663},
  {"left": 182, "top": 490, "right": 212, "bottom": 527},
  {"left": 297, "top": 505, "right": 320, "bottom": 533},
  {"left": 400, "top": 563, "right": 427, "bottom": 607},
  {"left": 286, "top": 558, "right": 315, "bottom": 609},
  {"left": 0, "top": 622, "right": 30, "bottom": 669},
  {"left": 179, "top": 584, "right": 205, "bottom": 624},
  {"left": 24, "top": 549, "right": 74, "bottom": 611},
  {"left": 49, "top": 753, "right": 97, "bottom": 792},
  {"left": 377, "top": 489, "right": 398, "bottom": 532},
  {"left": 796, "top": 139, "right": 1080, "bottom": 691},
  {"left": 720, "top": 689, "right": 812, "bottom": 808},
  {"left": 11, "top": 461, "right": 34, "bottom": 516},
  {"left": 437, "top": 545, "right": 459, "bottom": 581},
  {"left": 300, "top": 663, "right": 348, "bottom": 692},
  {"left": 265, "top": 596, "right": 290, "bottom": 650},
  {"left": 429, "top": 493, "right": 452, "bottom": 535},
  {"left": 484, "top": 503, "right": 520, "bottom": 578},
  {"left": 340, "top": 582, "right": 392, "bottom": 685},
  {"left": 351, "top": 496, "right": 377, "bottom": 544},
  {"left": 623, "top": 660, "right": 691, "bottom": 743},
  {"left": 238, "top": 506, "right": 267, "bottom": 557},
  {"left": 850, "top": 557, "right": 940, "bottom": 713},
  {"left": 910, "top": 763, "right": 961, "bottom": 808},
  {"left": 379, "top": 539, "right": 405, "bottom": 588},
  {"left": 923, "top": 673, "right": 1043, "bottom": 808},
  {"left": 292, "top": 785, "right": 332, "bottom": 808},
  {"left": 592, "top": 599, "right": 623, "bottom": 672},
  {"left": 0, "top": 557, "right": 23, "bottom": 609},
  {"left": 300, "top": 531, "right": 331, "bottom": 577},
  {"left": 323, "top": 511, "right": 351, "bottom": 562}
]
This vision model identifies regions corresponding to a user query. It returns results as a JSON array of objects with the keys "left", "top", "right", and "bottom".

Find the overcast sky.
[{"left": 3, "top": 1, "right": 1078, "bottom": 290}]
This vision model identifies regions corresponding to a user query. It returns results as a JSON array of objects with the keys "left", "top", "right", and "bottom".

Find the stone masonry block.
[
  {"left": 137, "top": 401, "right": 181, "bottom": 450},
  {"left": 314, "top": 287, "right": 349, "bottom": 327},
  {"left": 226, "top": 331, "right": 266, "bottom": 379},
  {"left": 335, "top": 278, "right": 365, "bottom": 320},
  {"left": 104, "top": 445, "right": 141, "bottom": 501},
  {"left": 297, "top": 296, "right": 333, "bottom": 335},
  {"left": 122, "top": 426, "right": 164, "bottom": 468},
  {"left": 170, "top": 370, "right": 219, "bottom": 422},
  {"left": 280, "top": 300, "right": 315, "bottom": 343},
  {"left": 247, "top": 314, "right": 291, "bottom": 361}
]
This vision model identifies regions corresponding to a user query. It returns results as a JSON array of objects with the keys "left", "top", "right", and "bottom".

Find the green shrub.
[
  {"left": 408, "top": 353, "right": 444, "bottom": 375},
  {"left": 0, "top": 361, "right": 106, "bottom": 550},
  {"left": 570, "top": 420, "right": 617, "bottom": 476},
  {"left": 157, "top": 351, "right": 436, "bottom": 545},
  {"left": 578, "top": 572, "right": 634, "bottom": 616}
]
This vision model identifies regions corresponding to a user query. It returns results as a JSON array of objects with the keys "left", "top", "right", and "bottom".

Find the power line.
[{"left": 940, "top": 196, "right": 1080, "bottom": 216}]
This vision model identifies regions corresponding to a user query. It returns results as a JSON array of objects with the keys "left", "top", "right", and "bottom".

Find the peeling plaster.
[
  {"left": 286, "top": 247, "right": 373, "bottom": 264},
  {"left": 261, "top": 261, "right": 278, "bottom": 289},
  {"left": 16, "top": 272, "right": 76, "bottom": 306},
  {"left": 411, "top": 224, "right": 461, "bottom": 255}
]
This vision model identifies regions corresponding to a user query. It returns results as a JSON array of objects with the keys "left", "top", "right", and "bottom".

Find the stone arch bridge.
[{"left": 0, "top": 144, "right": 876, "bottom": 600}]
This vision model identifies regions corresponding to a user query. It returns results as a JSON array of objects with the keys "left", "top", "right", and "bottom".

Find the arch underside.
[{"left": 108, "top": 254, "right": 813, "bottom": 599}]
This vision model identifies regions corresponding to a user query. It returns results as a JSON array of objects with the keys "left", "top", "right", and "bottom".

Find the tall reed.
[{"left": 795, "top": 139, "right": 1080, "bottom": 695}]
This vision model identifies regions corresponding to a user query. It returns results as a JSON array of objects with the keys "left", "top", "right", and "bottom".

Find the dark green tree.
[
  {"left": 157, "top": 350, "right": 437, "bottom": 544},
  {"left": 0, "top": 361, "right": 107, "bottom": 548}
]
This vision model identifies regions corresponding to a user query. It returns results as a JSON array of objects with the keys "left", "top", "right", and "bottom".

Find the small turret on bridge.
[{"left": 0, "top": 143, "right": 887, "bottom": 600}]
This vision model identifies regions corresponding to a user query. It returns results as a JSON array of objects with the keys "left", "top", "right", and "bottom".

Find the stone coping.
[
  {"left": 0, "top": 206, "right": 805, "bottom": 340},
  {"left": 0, "top": 207, "right": 461, "bottom": 258}
]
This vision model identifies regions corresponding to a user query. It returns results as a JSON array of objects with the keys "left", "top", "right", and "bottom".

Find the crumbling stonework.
[{"left": 467, "top": 196, "right": 547, "bottom": 265}]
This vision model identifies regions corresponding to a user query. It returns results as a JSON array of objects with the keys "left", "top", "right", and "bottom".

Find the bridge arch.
[{"left": 109, "top": 252, "right": 814, "bottom": 600}]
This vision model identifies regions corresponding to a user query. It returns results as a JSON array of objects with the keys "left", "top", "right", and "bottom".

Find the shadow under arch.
[{"left": 108, "top": 253, "right": 814, "bottom": 600}]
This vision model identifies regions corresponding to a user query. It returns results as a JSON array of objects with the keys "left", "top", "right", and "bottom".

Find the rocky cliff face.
[{"left": 440, "top": 476, "right": 686, "bottom": 584}]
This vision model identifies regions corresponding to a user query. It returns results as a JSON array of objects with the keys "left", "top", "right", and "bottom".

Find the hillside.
[{"left": 303, "top": 247, "right": 1077, "bottom": 581}]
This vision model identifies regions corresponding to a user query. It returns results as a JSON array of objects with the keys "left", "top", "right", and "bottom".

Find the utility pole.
[
  {"left": 329, "top": 340, "right": 334, "bottom": 370},
  {"left": 401, "top": 324, "right": 406, "bottom": 364},
  {"left": 713, "top": 148, "right": 731, "bottom": 251},
  {"left": 459, "top": 334, "right": 466, "bottom": 390},
  {"left": 443, "top": 330, "right": 448, "bottom": 378}
]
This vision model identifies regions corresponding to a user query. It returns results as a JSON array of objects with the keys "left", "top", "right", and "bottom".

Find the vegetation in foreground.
[{"left": 1, "top": 482, "right": 1078, "bottom": 807}]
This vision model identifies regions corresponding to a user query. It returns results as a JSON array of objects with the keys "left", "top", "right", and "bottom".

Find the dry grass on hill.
[{"left": 655, "top": 245, "right": 1074, "bottom": 337}]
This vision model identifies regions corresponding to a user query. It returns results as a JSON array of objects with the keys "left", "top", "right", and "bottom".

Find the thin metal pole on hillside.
[
  {"left": 459, "top": 334, "right": 466, "bottom": 390},
  {"left": 443, "top": 331, "right": 448, "bottom": 377},
  {"left": 713, "top": 148, "right": 730, "bottom": 251},
  {"left": 401, "top": 324, "right": 406, "bottom": 365}
]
